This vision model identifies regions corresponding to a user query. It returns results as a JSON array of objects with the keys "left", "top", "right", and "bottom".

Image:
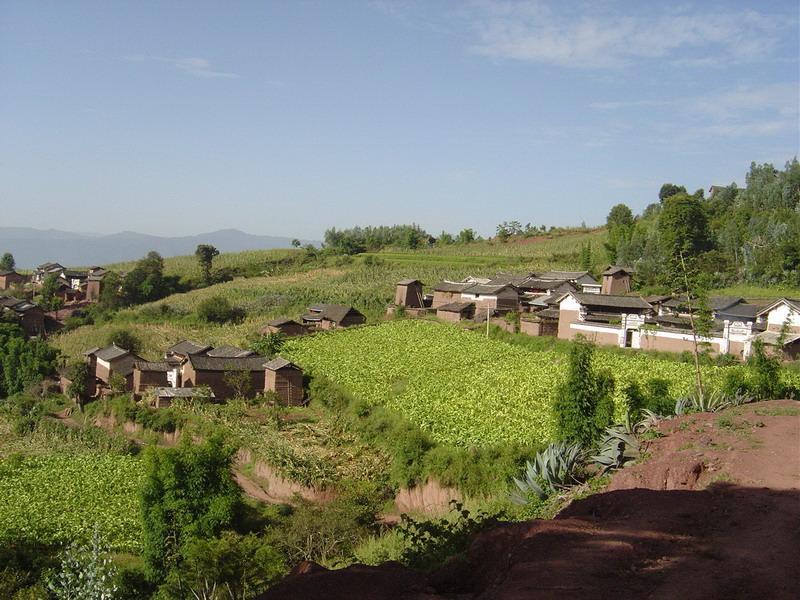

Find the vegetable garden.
[
  {"left": 0, "top": 452, "right": 143, "bottom": 552},
  {"left": 286, "top": 320, "right": 800, "bottom": 447}
]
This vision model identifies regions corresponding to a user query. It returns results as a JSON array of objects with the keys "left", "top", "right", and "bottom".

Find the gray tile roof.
[
  {"left": 462, "top": 283, "right": 518, "bottom": 295},
  {"left": 570, "top": 293, "right": 652, "bottom": 311},
  {"left": 433, "top": 281, "right": 472, "bottom": 293},
  {"left": 602, "top": 266, "right": 634, "bottom": 276},
  {"left": 133, "top": 361, "right": 171, "bottom": 372},
  {"left": 304, "top": 304, "right": 363, "bottom": 324},
  {"left": 166, "top": 340, "right": 212, "bottom": 356},
  {"left": 264, "top": 357, "right": 299, "bottom": 371},
  {"left": 436, "top": 301, "right": 475, "bottom": 313},
  {"left": 206, "top": 345, "right": 254, "bottom": 358},
  {"left": 709, "top": 296, "right": 745, "bottom": 311},
  {"left": 188, "top": 354, "right": 268, "bottom": 372},
  {"left": 94, "top": 345, "right": 132, "bottom": 362},
  {"left": 397, "top": 279, "right": 422, "bottom": 286}
]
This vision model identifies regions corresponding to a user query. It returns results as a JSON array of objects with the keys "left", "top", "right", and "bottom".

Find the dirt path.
[{"left": 260, "top": 400, "right": 800, "bottom": 600}]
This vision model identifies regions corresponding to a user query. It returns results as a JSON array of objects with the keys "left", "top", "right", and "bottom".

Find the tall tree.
[
  {"left": 604, "top": 203, "right": 634, "bottom": 264},
  {"left": 122, "top": 251, "right": 167, "bottom": 304},
  {"left": 658, "top": 183, "right": 687, "bottom": 202},
  {"left": 194, "top": 244, "right": 219, "bottom": 286},
  {"left": 39, "top": 273, "right": 60, "bottom": 310},
  {"left": 140, "top": 435, "right": 241, "bottom": 582},
  {"left": 657, "top": 193, "right": 712, "bottom": 287},
  {"left": 0, "top": 252, "right": 15, "bottom": 271}
]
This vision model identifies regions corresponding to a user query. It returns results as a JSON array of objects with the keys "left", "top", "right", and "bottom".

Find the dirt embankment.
[{"left": 260, "top": 400, "right": 800, "bottom": 600}]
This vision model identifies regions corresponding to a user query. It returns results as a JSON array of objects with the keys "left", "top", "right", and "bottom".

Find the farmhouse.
[
  {"left": 32, "top": 262, "right": 64, "bottom": 284},
  {"left": 132, "top": 360, "right": 175, "bottom": 395},
  {"left": 432, "top": 281, "right": 472, "bottom": 309},
  {"left": 150, "top": 386, "right": 214, "bottom": 409},
  {"left": 395, "top": 279, "right": 425, "bottom": 308},
  {"left": 264, "top": 357, "right": 305, "bottom": 406},
  {"left": 165, "top": 340, "right": 212, "bottom": 361},
  {"left": 520, "top": 309, "right": 559, "bottom": 336},
  {"left": 181, "top": 354, "right": 268, "bottom": 399},
  {"left": 0, "top": 270, "right": 26, "bottom": 290},
  {"left": 85, "top": 345, "right": 142, "bottom": 390},
  {"left": 537, "top": 270, "right": 601, "bottom": 294},
  {"left": 0, "top": 296, "right": 45, "bottom": 337},
  {"left": 557, "top": 293, "right": 654, "bottom": 346},
  {"left": 460, "top": 282, "right": 520, "bottom": 313},
  {"left": 756, "top": 298, "right": 800, "bottom": 333},
  {"left": 260, "top": 318, "right": 307, "bottom": 337},
  {"left": 302, "top": 304, "right": 366, "bottom": 329},
  {"left": 436, "top": 301, "right": 476, "bottom": 322},
  {"left": 600, "top": 266, "right": 634, "bottom": 295}
]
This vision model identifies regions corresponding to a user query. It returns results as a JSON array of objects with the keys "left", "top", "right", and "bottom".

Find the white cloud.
[
  {"left": 467, "top": 1, "right": 791, "bottom": 69},
  {"left": 125, "top": 55, "right": 239, "bottom": 79}
]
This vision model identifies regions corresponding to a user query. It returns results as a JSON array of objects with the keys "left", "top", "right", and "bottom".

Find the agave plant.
[
  {"left": 509, "top": 442, "right": 583, "bottom": 504},
  {"left": 675, "top": 389, "right": 735, "bottom": 415},
  {"left": 591, "top": 426, "right": 640, "bottom": 472}
]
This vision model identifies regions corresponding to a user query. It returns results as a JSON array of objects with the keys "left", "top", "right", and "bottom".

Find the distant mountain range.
[{"left": 0, "top": 227, "right": 316, "bottom": 268}]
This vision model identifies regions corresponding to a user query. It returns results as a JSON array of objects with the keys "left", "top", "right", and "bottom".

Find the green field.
[
  {"left": 0, "top": 452, "right": 143, "bottom": 552},
  {"left": 285, "top": 320, "right": 800, "bottom": 447}
]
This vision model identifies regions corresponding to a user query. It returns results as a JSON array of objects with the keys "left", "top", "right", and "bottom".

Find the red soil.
[{"left": 260, "top": 400, "right": 800, "bottom": 600}]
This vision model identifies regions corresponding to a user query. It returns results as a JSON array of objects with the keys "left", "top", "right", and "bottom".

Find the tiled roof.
[
  {"left": 397, "top": 279, "right": 422, "bottom": 285},
  {"left": 166, "top": 340, "right": 212, "bottom": 356},
  {"left": 569, "top": 293, "right": 652, "bottom": 310},
  {"left": 94, "top": 345, "right": 131, "bottom": 362},
  {"left": 188, "top": 354, "right": 268, "bottom": 372},
  {"left": 756, "top": 298, "right": 800, "bottom": 317},
  {"left": 264, "top": 357, "right": 298, "bottom": 371},
  {"left": 206, "top": 345, "right": 255, "bottom": 358},
  {"left": 462, "top": 283, "right": 518, "bottom": 295},
  {"left": 437, "top": 301, "right": 475, "bottom": 313},
  {"left": 602, "top": 266, "right": 634, "bottom": 276},
  {"left": 304, "top": 304, "right": 362, "bottom": 323},
  {"left": 433, "top": 281, "right": 472, "bottom": 293},
  {"left": 133, "top": 361, "right": 171, "bottom": 372}
]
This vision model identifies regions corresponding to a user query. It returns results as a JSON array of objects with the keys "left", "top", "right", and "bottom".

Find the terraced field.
[{"left": 285, "top": 320, "right": 800, "bottom": 447}]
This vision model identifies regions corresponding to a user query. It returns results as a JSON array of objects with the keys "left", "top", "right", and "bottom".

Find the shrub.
[
  {"left": 509, "top": 442, "right": 583, "bottom": 503},
  {"left": 196, "top": 296, "right": 245, "bottom": 324},
  {"left": 106, "top": 329, "right": 142, "bottom": 354},
  {"left": 552, "top": 338, "right": 615, "bottom": 446},
  {"left": 747, "top": 340, "right": 784, "bottom": 399}
]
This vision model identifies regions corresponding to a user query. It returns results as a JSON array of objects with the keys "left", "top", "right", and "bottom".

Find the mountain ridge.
[{"left": 0, "top": 227, "right": 316, "bottom": 268}]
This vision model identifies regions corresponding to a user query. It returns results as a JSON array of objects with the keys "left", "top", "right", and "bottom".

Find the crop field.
[
  {"left": 0, "top": 452, "right": 143, "bottom": 552},
  {"left": 285, "top": 320, "right": 800, "bottom": 448}
]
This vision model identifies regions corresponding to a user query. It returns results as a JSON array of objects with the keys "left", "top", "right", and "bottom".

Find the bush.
[
  {"left": 552, "top": 338, "right": 615, "bottom": 446},
  {"left": 196, "top": 296, "right": 245, "bottom": 324},
  {"left": 747, "top": 340, "right": 784, "bottom": 399},
  {"left": 106, "top": 329, "right": 142, "bottom": 354}
]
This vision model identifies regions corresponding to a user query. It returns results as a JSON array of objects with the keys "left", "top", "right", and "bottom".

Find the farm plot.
[
  {"left": 0, "top": 452, "right": 143, "bottom": 552},
  {"left": 285, "top": 320, "right": 793, "bottom": 448}
]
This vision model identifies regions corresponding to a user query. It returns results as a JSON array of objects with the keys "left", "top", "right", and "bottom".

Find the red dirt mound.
[{"left": 259, "top": 400, "right": 800, "bottom": 600}]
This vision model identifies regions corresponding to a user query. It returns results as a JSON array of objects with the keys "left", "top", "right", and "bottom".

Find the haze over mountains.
[{"left": 0, "top": 227, "right": 315, "bottom": 268}]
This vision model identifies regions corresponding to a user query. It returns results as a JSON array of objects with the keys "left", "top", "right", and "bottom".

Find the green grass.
[{"left": 710, "top": 284, "right": 800, "bottom": 300}]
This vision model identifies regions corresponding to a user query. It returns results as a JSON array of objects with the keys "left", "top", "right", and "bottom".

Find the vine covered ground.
[{"left": 286, "top": 320, "right": 800, "bottom": 447}]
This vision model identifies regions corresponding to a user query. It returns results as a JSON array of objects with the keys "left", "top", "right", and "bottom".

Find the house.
[
  {"left": 85, "top": 345, "right": 142, "bottom": 390},
  {"left": 0, "top": 296, "right": 45, "bottom": 337},
  {"left": 165, "top": 340, "right": 212, "bottom": 361},
  {"left": 558, "top": 293, "right": 653, "bottom": 346},
  {"left": 459, "top": 283, "right": 519, "bottom": 313},
  {"left": 0, "top": 270, "right": 26, "bottom": 291},
  {"left": 260, "top": 318, "right": 307, "bottom": 338},
  {"left": 395, "top": 279, "right": 425, "bottom": 308},
  {"left": 537, "top": 271, "right": 601, "bottom": 294},
  {"left": 436, "top": 301, "right": 476, "bottom": 323},
  {"left": 150, "top": 386, "right": 214, "bottom": 409},
  {"left": 206, "top": 345, "right": 255, "bottom": 358},
  {"left": 600, "top": 266, "right": 634, "bottom": 295},
  {"left": 181, "top": 354, "right": 268, "bottom": 399},
  {"left": 432, "top": 281, "right": 472, "bottom": 309},
  {"left": 33, "top": 262, "right": 64, "bottom": 284},
  {"left": 756, "top": 298, "right": 800, "bottom": 334},
  {"left": 520, "top": 309, "right": 559, "bottom": 337},
  {"left": 264, "top": 357, "right": 305, "bottom": 406},
  {"left": 85, "top": 274, "right": 104, "bottom": 302},
  {"left": 132, "top": 360, "right": 176, "bottom": 395},
  {"left": 708, "top": 185, "right": 728, "bottom": 198},
  {"left": 59, "top": 270, "right": 88, "bottom": 291},
  {"left": 302, "top": 304, "right": 366, "bottom": 330}
]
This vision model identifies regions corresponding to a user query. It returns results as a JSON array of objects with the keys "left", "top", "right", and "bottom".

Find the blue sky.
[{"left": 1, "top": 1, "right": 798, "bottom": 239}]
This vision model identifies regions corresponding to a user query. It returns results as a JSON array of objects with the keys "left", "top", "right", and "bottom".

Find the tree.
[
  {"left": 195, "top": 244, "right": 220, "bottom": 286},
  {"left": 437, "top": 231, "right": 454, "bottom": 245},
  {"left": 196, "top": 296, "right": 245, "bottom": 324},
  {"left": 250, "top": 332, "right": 284, "bottom": 357},
  {"left": 223, "top": 370, "right": 253, "bottom": 399},
  {"left": 122, "top": 251, "right": 168, "bottom": 305},
  {"left": 552, "top": 338, "right": 614, "bottom": 447},
  {"left": 158, "top": 532, "right": 284, "bottom": 600},
  {"left": 98, "top": 271, "right": 124, "bottom": 310},
  {"left": 66, "top": 361, "right": 91, "bottom": 406},
  {"left": 495, "top": 223, "right": 511, "bottom": 243},
  {"left": 0, "top": 252, "right": 15, "bottom": 271},
  {"left": 106, "top": 329, "right": 142, "bottom": 354},
  {"left": 580, "top": 242, "right": 593, "bottom": 272},
  {"left": 291, "top": 238, "right": 301, "bottom": 248},
  {"left": 659, "top": 183, "right": 687, "bottom": 202},
  {"left": 658, "top": 193, "right": 713, "bottom": 288},
  {"left": 604, "top": 203, "right": 634, "bottom": 264},
  {"left": 456, "top": 228, "right": 476, "bottom": 244},
  {"left": 39, "top": 273, "right": 60, "bottom": 310},
  {"left": 140, "top": 435, "right": 242, "bottom": 582}
]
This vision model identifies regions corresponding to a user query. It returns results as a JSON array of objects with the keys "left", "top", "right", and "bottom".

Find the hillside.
[{"left": 261, "top": 400, "right": 800, "bottom": 600}]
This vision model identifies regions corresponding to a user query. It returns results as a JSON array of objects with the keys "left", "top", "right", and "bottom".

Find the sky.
[{"left": 1, "top": 0, "right": 798, "bottom": 239}]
